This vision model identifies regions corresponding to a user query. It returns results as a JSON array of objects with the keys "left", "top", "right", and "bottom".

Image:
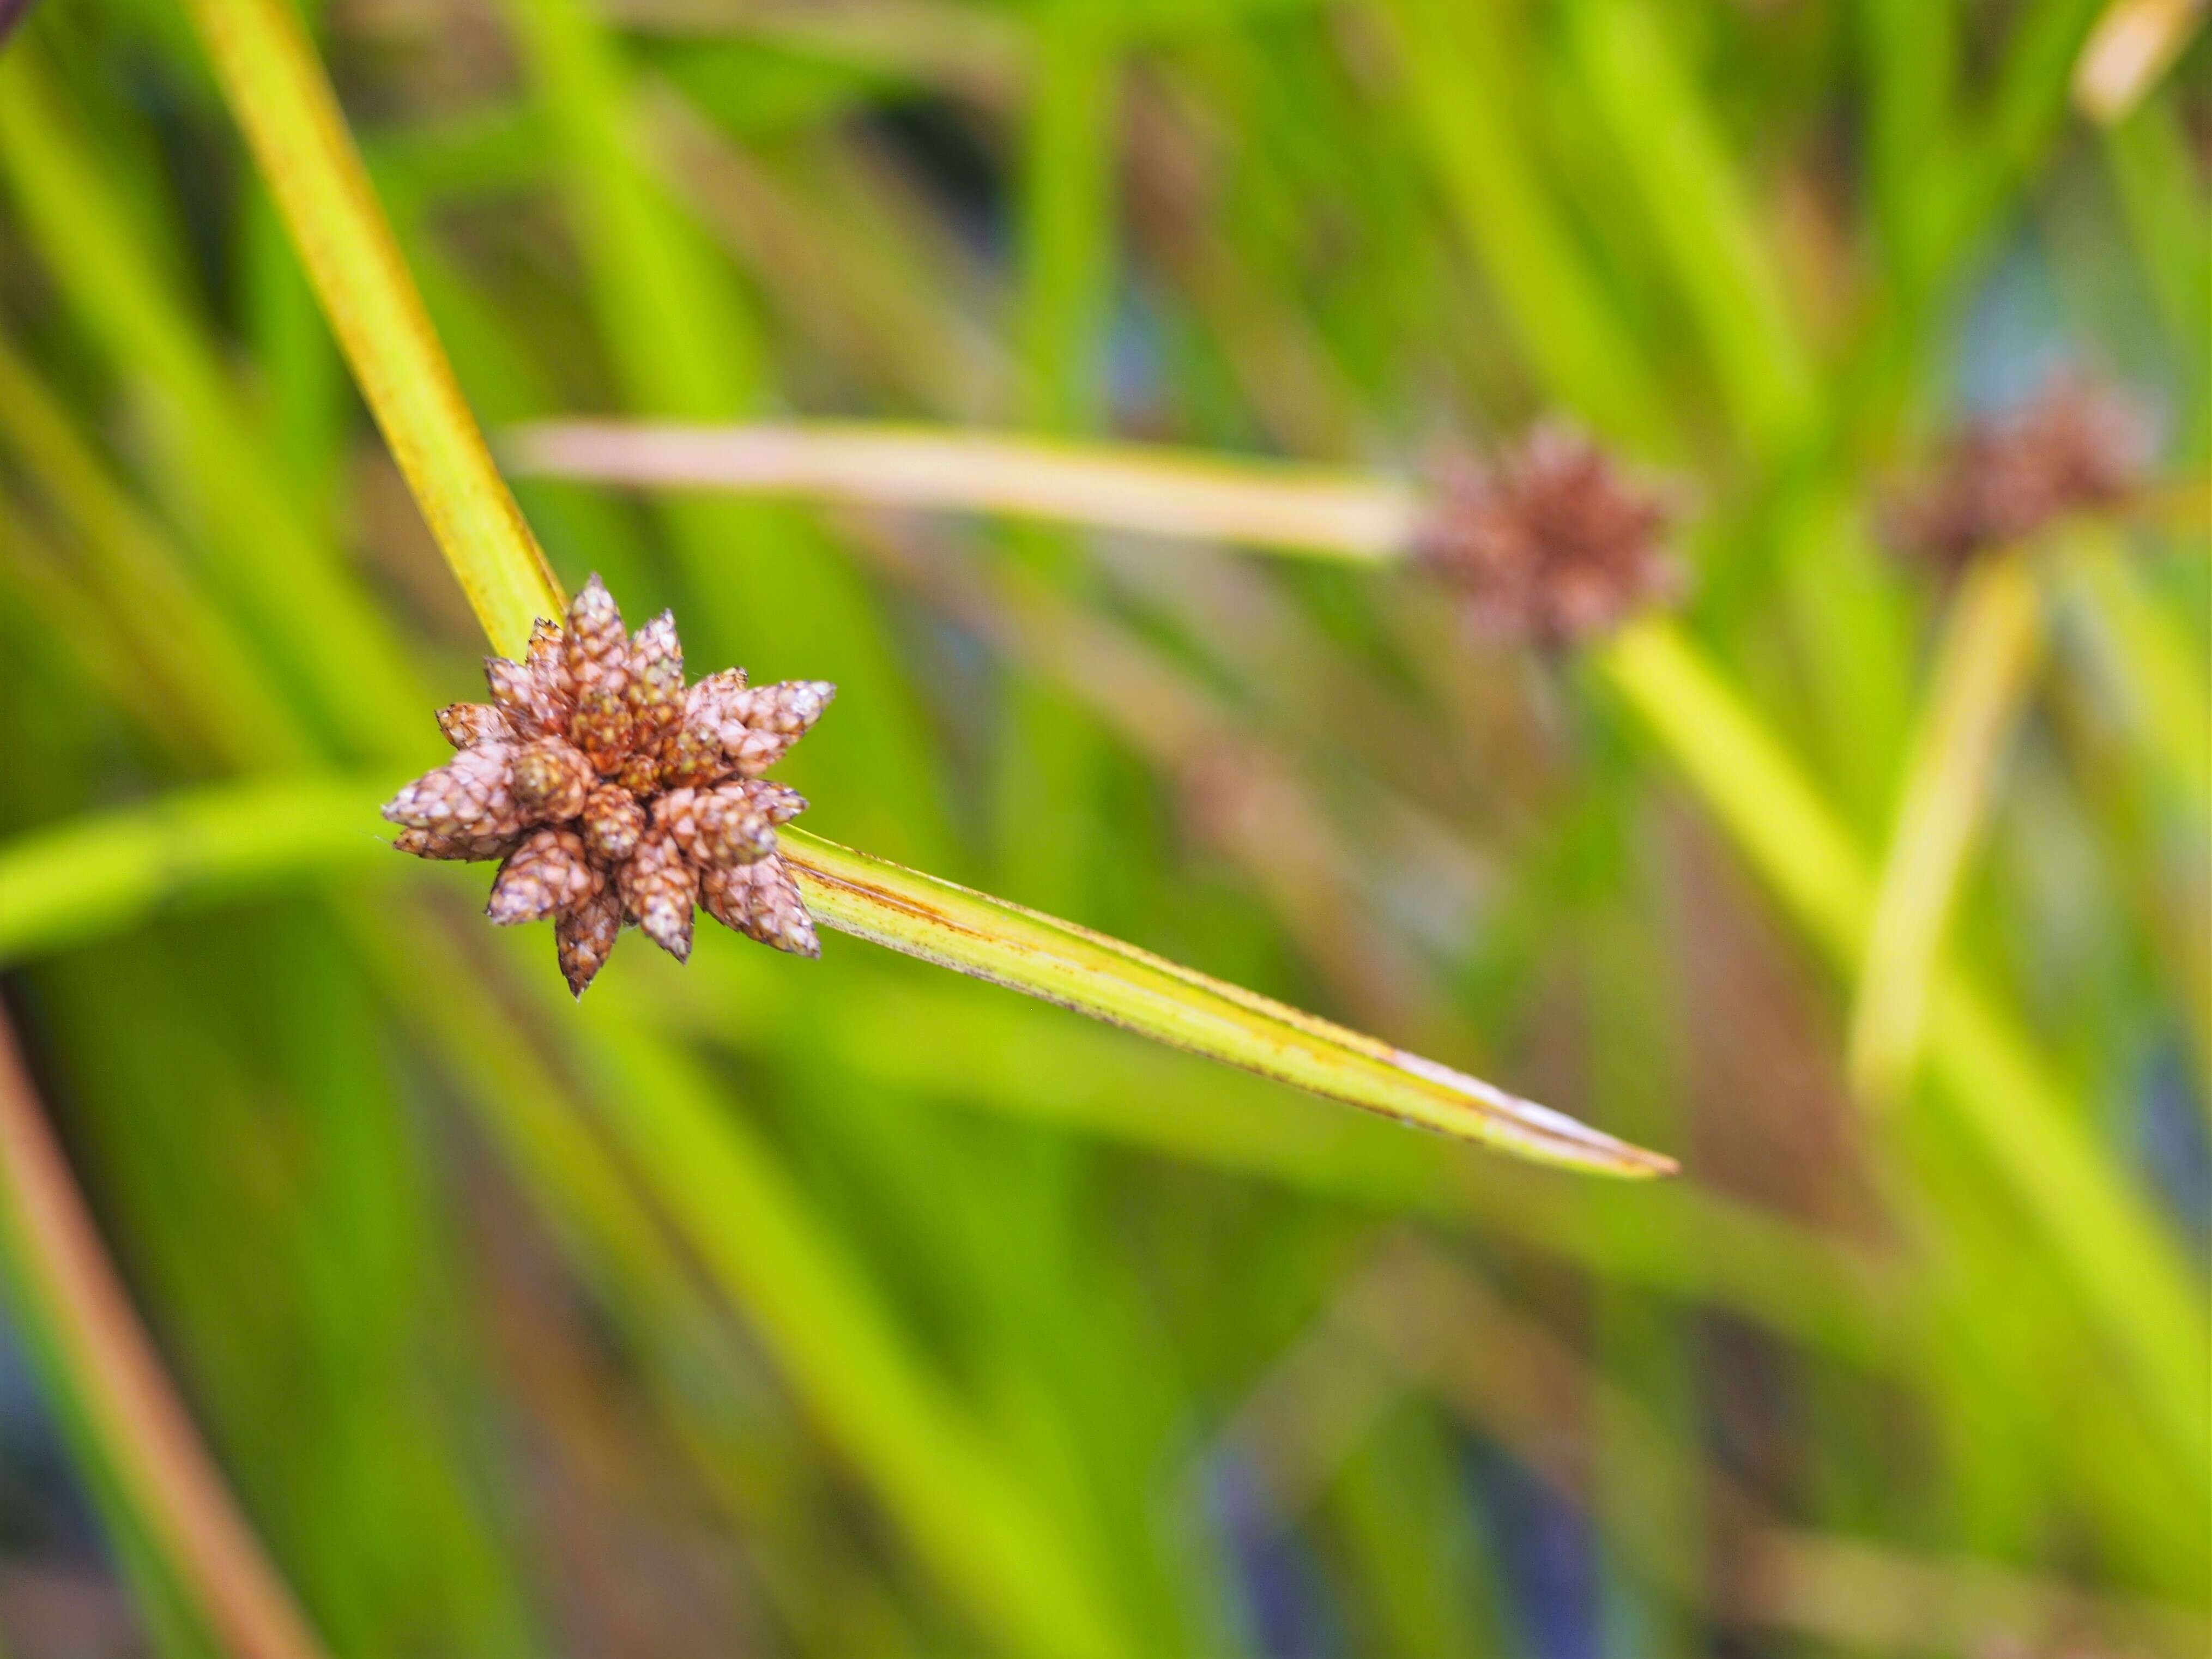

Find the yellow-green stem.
[
  {"left": 785, "top": 830, "right": 1672, "bottom": 1174},
  {"left": 183, "top": 0, "right": 562, "bottom": 657},
  {"left": 2059, "top": 522, "right": 2212, "bottom": 809},
  {"left": 1849, "top": 549, "right": 2045, "bottom": 1101},
  {"left": 1600, "top": 617, "right": 2207, "bottom": 1467}
]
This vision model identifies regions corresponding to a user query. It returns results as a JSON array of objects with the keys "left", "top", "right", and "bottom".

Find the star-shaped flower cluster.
[
  {"left": 383, "top": 576, "right": 832, "bottom": 995},
  {"left": 1885, "top": 374, "right": 2150, "bottom": 571},
  {"left": 1415, "top": 424, "right": 1679, "bottom": 649}
]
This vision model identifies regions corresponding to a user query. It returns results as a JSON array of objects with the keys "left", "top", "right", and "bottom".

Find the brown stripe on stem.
[{"left": 779, "top": 830, "right": 1676, "bottom": 1178}]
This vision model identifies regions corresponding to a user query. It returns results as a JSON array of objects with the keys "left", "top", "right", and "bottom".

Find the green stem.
[
  {"left": 1848, "top": 550, "right": 2045, "bottom": 1101},
  {"left": 182, "top": 0, "right": 563, "bottom": 658},
  {"left": 0, "top": 775, "right": 399, "bottom": 963},
  {"left": 1600, "top": 617, "right": 2208, "bottom": 1468},
  {"left": 784, "top": 830, "right": 1672, "bottom": 1174},
  {"left": 2058, "top": 523, "right": 2212, "bottom": 809}
]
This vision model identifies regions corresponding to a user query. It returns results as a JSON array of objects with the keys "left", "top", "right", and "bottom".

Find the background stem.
[
  {"left": 0, "top": 1015, "right": 329, "bottom": 1659},
  {"left": 508, "top": 420, "right": 1416, "bottom": 558}
]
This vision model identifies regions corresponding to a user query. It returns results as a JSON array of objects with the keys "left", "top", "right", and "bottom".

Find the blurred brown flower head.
[
  {"left": 1414, "top": 423, "right": 1680, "bottom": 647},
  {"left": 1886, "top": 374, "right": 2152, "bottom": 570},
  {"left": 382, "top": 575, "right": 833, "bottom": 995}
]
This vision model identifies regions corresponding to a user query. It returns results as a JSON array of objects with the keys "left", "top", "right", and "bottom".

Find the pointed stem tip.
[{"left": 779, "top": 830, "right": 1677, "bottom": 1179}]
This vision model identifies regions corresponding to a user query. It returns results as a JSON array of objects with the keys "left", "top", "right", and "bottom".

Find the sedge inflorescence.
[
  {"left": 1415, "top": 423, "right": 1680, "bottom": 649},
  {"left": 1885, "top": 374, "right": 2151, "bottom": 571},
  {"left": 382, "top": 575, "right": 832, "bottom": 995}
]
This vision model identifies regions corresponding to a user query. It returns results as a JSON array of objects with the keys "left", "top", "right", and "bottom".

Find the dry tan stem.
[
  {"left": 2072, "top": 0, "right": 2207, "bottom": 123},
  {"left": 506, "top": 420, "right": 1419, "bottom": 560},
  {"left": 0, "top": 1015, "right": 329, "bottom": 1659}
]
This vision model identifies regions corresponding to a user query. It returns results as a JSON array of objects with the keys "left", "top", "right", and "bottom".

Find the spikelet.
[
  {"left": 656, "top": 784, "right": 780, "bottom": 870},
  {"left": 382, "top": 742, "right": 527, "bottom": 838},
  {"left": 525, "top": 616, "right": 575, "bottom": 707},
  {"left": 565, "top": 577, "right": 635, "bottom": 773},
  {"left": 712, "top": 681, "right": 837, "bottom": 777},
  {"left": 657, "top": 720, "right": 729, "bottom": 791},
  {"left": 627, "top": 611, "right": 686, "bottom": 753},
  {"left": 485, "top": 657, "right": 565, "bottom": 741},
  {"left": 510, "top": 737, "right": 593, "bottom": 822},
  {"left": 578, "top": 783, "right": 647, "bottom": 866},
  {"left": 557, "top": 887, "right": 622, "bottom": 997},
  {"left": 437, "top": 703, "right": 509, "bottom": 749},
  {"left": 702, "top": 856, "right": 820, "bottom": 958},
  {"left": 487, "top": 828, "right": 603, "bottom": 925},
  {"left": 394, "top": 826, "right": 524, "bottom": 862},
  {"left": 617, "top": 828, "right": 699, "bottom": 961}
]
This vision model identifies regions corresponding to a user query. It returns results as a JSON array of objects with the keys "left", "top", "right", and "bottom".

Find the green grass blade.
[
  {"left": 2101, "top": 98, "right": 2211, "bottom": 447},
  {"left": 336, "top": 906, "right": 962, "bottom": 1658},
  {"left": 1849, "top": 550, "right": 2045, "bottom": 1101},
  {"left": 1950, "top": 0, "right": 2111, "bottom": 262},
  {"left": 565, "top": 997, "right": 1140, "bottom": 1659},
  {"left": 0, "top": 777, "right": 396, "bottom": 966},
  {"left": 0, "top": 333, "right": 314, "bottom": 771},
  {"left": 1377, "top": 0, "right": 1667, "bottom": 447},
  {"left": 1562, "top": 0, "right": 1818, "bottom": 453},
  {"left": 1018, "top": 1, "right": 1121, "bottom": 432},
  {"left": 1598, "top": 619, "right": 1875, "bottom": 959},
  {"left": 1857, "top": 0, "right": 1963, "bottom": 289},
  {"left": 0, "top": 48, "right": 422, "bottom": 749},
  {"left": 2058, "top": 523, "right": 2212, "bottom": 809},
  {"left": 0, "top": 777, "right": 1672, "bottom": 1176}
]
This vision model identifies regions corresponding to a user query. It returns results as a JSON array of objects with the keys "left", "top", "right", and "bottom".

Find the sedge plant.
[
  {"left": 0, "top": 0, "right": 2205, "bottom": 1652},
  {"left": 178, "top": 0, "right": 1669, "bottom": 1178}
]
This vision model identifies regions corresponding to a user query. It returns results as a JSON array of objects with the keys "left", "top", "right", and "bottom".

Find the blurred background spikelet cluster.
[{"left": 0, "top": 0, "right": 2205, "bottom": 1654}]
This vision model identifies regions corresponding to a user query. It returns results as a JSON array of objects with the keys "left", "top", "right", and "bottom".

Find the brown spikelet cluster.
[
  {"left": 383, "top": 575, "right": 832, "bottom": 995},
  {"left": 1885, "top": 374, "right": 2152, "bottom": 571},
  {"left": 1413, "top": 423, "right": 1680, "bottom": 648}
]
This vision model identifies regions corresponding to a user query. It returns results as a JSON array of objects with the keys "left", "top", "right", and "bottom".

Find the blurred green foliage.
[{"left": 0, "top": 0, "right": 2205, "bottom": 1655}]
